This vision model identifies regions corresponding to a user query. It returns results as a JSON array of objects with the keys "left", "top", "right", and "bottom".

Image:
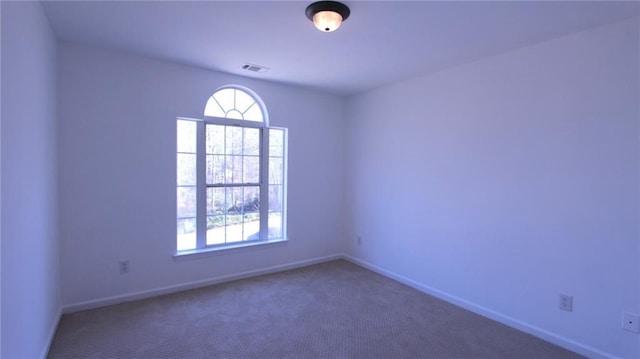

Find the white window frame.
[{"left": 175, "top": 87, "right": 287, "bottom": 258}]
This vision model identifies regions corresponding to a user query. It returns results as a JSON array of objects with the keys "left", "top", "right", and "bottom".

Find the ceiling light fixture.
[{"left": 305, "top": 1, "right": 350, "bottom": 33}]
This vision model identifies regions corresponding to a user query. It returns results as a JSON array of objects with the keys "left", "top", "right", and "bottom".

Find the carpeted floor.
[{"left": 48, "top": 260, "right": 584, "bottom": 358}]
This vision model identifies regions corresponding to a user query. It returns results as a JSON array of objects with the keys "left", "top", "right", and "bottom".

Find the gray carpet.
[{"left": 48, "top": 260, "right": 583, "bottom": 358}]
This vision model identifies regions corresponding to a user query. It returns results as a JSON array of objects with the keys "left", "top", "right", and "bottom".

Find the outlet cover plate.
[
  {"left": 559, "top": 294, "right": 573, "bottom": 312},
  {"left": 119, "top": 260, "right": 130, "bottom": 274}
]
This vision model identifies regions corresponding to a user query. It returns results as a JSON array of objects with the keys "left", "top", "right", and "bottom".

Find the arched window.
[
  {"left": 204, "top": 86, "right": 266, "bottom": 123},
  {"left": 177, "top": 86, "right": 287, "bottom": 254}
]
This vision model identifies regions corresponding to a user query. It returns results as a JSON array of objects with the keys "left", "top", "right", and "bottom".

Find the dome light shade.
[
  {"left": 305, "top": 1, "right": 350, "bottom": 32},
  {"left": 313, "top": 10, "right": 343, "bottom": 32}
]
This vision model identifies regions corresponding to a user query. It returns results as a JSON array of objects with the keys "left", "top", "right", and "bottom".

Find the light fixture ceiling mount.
[{"left": 305, "top": 1, "right": 350, "bottom": 32}]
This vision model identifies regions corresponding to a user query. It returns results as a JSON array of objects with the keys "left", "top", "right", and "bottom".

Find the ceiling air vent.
[{"left": 242, "top": 63, "right": 270, "bottom": 73}]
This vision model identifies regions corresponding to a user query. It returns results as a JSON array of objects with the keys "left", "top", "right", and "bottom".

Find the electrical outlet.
[
  {"left": 559, "top": 294, "right": 573, "bottom": 312},
  {"left": 119, "top": 260, "right": 130, "bottom": 274},
  {"left": 357, "top": 235, "right": 362, "bottom": 245},
  {"left": 622, "top": 312, "right": 639, "bottom": 333}
]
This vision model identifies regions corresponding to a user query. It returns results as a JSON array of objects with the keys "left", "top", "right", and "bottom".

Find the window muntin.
[
  {"left": 204, "top": 87, "right": 264, "bottom": 122},
  {"left": 204, "top": 123, "right": 262, "bottom": 246},
  {"left": 177, "top": 87, "right": 285, "bottom": 253}
]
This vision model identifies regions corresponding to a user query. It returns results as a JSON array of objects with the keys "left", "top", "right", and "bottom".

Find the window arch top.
[{"left": 204, "top": 86, "right": 267, "bottom": 124}]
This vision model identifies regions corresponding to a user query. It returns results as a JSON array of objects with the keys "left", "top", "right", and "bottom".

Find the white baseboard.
[
  {"left": 63, "top": 254, "right": 343, "bottom": 314},
  {"left": 343, "top": 254, "right": 619, "bottom": 359},
  {"left": 41, "top": 305, "right": 63, "bottom": 359},
  {"left": 60, "top": 253, "right": 619, "bottom": 358}
]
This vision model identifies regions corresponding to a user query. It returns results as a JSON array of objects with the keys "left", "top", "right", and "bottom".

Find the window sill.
[{"left": 173, "top": 238, "right": 288, "bottom": 261}]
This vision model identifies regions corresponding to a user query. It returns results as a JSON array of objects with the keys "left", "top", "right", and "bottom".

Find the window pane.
[
  {"left": 244, "top": 215, "right": 260, "bottom": 240},
  {"left": 268, "top": 212, "right": 282, "bottom": 239},
  {"left": 206, "top": 155, "right": 213, "bottom": 184},
  {"left": 235, "top": 90, "right": 255, "bottom": 113},
  {"left": 225, "top": 155, "right": 243, "bottom": 183},
  {"left": 225, "top": 126, "right": 243, "bottom": 155},
  {"left": 177, "top": 187, "right": 197, "bottom": 218},
  {"left": 243, "top": 187, "right": 260, "bottom": 240},
  {"left": 207, "top": 187, "right": 225, "bottom": 215},
  {"left": 269, "top": 129, "right": 283, "bottom": 157},
  {"left": 244, "top": 187, "right": 260, "bottom": 213},
  {"left": 213, "top": 88, "right": 234, "bottom": 114},
  {"left": 226, "top": 187, "right": 243, "bottom": 214},
  {"left": 269, "top": 185, "right": 283, "bottom": 212},
  {"left": 206, "top": 124, "right": 225, "bottom": 154},
  {"left": 177, "top": 153, "right": 196, "bottom": 186},
  {"left": 206, "top": 155, "right": 225, "bottom": 185},
  {"left": 226, "top": 213, "right": 244, "bottom": 243},
  {"left": 206, "top": 188, "right": 214, "bottom": 215},
  {"left": 244, "top": 128, "right": 260, "bottom": 156},
  {"left": 216, "top": 187, "right": 226, "bottom": 213},
  {"left": 177, "top": 218, "right": 197, "bottom": 250},
  {"left": 269, "top": 158, "right": 283, "bottom": 185},
  {"left": 244, "top": 156, "right": 260, "bottom": 183},
  {"left": 244, "top": 103, "right": 263, "bottom": 122},
  {"left": 206, "top": 216, "right": 225, "bottom": 245},
  {"left": 177, "top": 120, "right": 196, "bottom": 153},
  {"left": 227, "top": 109, "right": 243, "bottom": 120},
  {"left": 204, "top": 97, "right": 225, "bottom": 118}
]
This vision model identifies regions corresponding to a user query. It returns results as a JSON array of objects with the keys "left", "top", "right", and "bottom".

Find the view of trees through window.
[
  {"left": 177, "top": 87, "right": 285, "bottom": 252},
  {"left": 177, "top": 120, "right": 197, "bottom": 249}
]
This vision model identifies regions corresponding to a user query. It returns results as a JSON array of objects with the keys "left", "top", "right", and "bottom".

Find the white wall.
[
  {"left": 1, "top": 2, "right": 3, "bottom": 355},
  {"left": 345, "top": 17, "right": 639, "bottom": 359},
  {"left": 1, "top": 2, "right": 61, "bottom": 358},
  {"left": 57, "top": 43, "right": 345, "bottom": 307}
]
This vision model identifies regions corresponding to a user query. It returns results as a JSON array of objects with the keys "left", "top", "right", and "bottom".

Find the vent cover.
[{"left": 242, "top": 63, "right": 270, "bottom": 73}]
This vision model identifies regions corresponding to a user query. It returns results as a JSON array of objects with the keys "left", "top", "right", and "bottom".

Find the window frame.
[{"left": 175, "top": 87, "right": 287, "bottom": 258}]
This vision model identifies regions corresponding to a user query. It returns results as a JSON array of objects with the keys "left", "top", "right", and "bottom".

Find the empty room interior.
[{"left": 1, "top": 1, "right": 639, "bottom": 358}]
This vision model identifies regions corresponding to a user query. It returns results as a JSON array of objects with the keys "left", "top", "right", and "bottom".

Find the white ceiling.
[{"left": 41, "top": 0, "right": 640, "bottom": 96}]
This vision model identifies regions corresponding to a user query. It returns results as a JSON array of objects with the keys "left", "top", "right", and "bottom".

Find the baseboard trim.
[
  {"left": 41, "top": 305, "right": 63, "bottom": 359},
  {"left": 63, "top": 254, "right": 343, "bottom": 314},
  {"left": 343, "top": 255, "right": 619, "bottom": 359},
  {"left": 60, "top": 253, "right": 620, "bottom": 358}
]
